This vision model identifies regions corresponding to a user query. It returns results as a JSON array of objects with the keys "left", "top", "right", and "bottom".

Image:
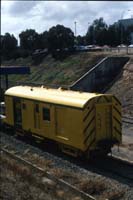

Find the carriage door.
[
  {"left": 34, "top": 103, "right": 40, "bottom": 129},
  {"left": 13, "top": 98, "right": 22, "bottom": 129},
  {"left": 96, "top": 104, "right": 112, "bottom": 140},
  {"left": 55, "top": 106, "right": 68, "bottom": 139}
]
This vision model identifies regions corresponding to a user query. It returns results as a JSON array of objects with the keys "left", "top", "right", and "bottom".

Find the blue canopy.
[{"left": 0, "top": 66, "right": 30, "bottom": 75}]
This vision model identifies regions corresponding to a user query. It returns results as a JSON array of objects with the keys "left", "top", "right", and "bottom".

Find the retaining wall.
[{"left": 70, "top": 57, "right": 129, "bottom": 93}]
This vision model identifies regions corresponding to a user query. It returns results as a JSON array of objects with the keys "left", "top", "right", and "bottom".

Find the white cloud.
[
  {"left": 1, "top": 0, "right": 133, "bottom": 39},
  {"left": 8, "top": 1, "right": 39, "bottom": 17}
]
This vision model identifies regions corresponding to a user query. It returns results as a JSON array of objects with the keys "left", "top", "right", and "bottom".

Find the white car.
[
  {"left": 0, "top": 102, "right": 5, "bottom": 126},
  {"left": 128, "top": 44, "right": 133, "bottom": 48},
  {"left": 0, "top": 102, "right": 5, "bottom": 116},
  {"left": 117, "top": 44, "right": 127, "bottom": 48},
  {"left": 0, "top": 114, "right": 6, "bottom": 120}
]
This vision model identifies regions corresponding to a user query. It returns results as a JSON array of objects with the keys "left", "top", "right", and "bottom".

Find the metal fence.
[{"left": 105, "top": 47, "right": 133, "bottom": 54}]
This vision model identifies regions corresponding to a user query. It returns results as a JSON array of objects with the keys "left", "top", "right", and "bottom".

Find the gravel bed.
[
  {"left": 112, "top": 124, "right": 133, "bottom": 162},
  {"left": 0, "top": 131, "right": 133, "bottom": 200}
]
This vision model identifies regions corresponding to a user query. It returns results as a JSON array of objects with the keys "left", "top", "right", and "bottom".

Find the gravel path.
[{"left": 112, "top": 124, "right": 133, "bottom": 162}]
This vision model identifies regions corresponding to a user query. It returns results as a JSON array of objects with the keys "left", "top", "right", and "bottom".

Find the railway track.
[
  {"left": 122, "top": 116, "right": 133, "bottom": 124},
  {"left": 1, "top": 129, "right": 133, "bottom": 183},
  {"left": 89, "top": 155, "right": 133, "bottom": 183},
  {"left": 1, "top": 128, "right": 133, "bottom": 181},
  {"left": 1, "top": 147, "right": 96, "bottom": 200},
  {"left": 1, "top": 129, "right": 133, "bottom": 200}
]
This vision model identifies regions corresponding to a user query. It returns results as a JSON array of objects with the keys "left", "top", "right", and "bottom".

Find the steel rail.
[
  {"left": 122, "top": 119, "right": 133, "bottom": 124},
  {"left": 1, "top": 147, "right": 96, "bottom": 200},
  {"left": 111, "top": 155, "right": 133, "bottom": 166},
  {"left": 91, "top": 155, "right": 133, "bottom": 182},
  {"left": 108, "top": 155, "right": 133, "bottom": 181},
  {"left": 122, "top": 116, "right": 133, "bottom": 120},
  {"left": 122, "top": 116, "right": 133, "bottom": 124}
]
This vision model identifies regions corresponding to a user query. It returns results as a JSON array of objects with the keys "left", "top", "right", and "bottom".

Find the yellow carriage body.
[{"left": 4, "top": 86, "right": 121, "bottom": 156}]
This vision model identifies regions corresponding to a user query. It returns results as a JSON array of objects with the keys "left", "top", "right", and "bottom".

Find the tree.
[
  {"left": 48, "top": 25, "right": 74, "bottom": 54},
  {"left": 19, "top": 29, "right": 38, "bottom": 51},
  {"left": 28, "top": 31, "right": 49, "bottom": 50},
  {"left": 86, "top": 18, "right": 108, "bottom": 45},
  {"left": 106, "top": 24, "right": 121, "bottom": 46},
  {"left": 86, "top": 25, "right": 94, "bottom": 45},
  {"left": 76, "top": 35, "right": 86, "bottom": 45},
  {"left": 106, "top": 23, "right": 132, "bottom": 46},
  {"left": 38, "top": 31, "right": 49, "bottom": 49},
  {"left": 123, "top": 25, "right": 133, "bottom": 45},
  {"left": 1, "top": 33, "right": 18, "bottom": 60}
]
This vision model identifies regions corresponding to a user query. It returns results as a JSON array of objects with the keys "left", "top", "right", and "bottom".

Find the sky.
[{"left": 1, "top": 1, "right": 133, "bottom": 40}]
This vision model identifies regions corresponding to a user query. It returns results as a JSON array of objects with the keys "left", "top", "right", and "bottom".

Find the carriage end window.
[{"left": 43, "top": 108, "right": 50, "bottom": 121}]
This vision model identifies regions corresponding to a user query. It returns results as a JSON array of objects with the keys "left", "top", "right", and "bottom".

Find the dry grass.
[
  {"left": 1, "top": 155, "right": 35, "bottom": 183},
  {"left": 50, "top": 168, "right": 108, "bottom": 196},
  {"left": 24, "top": 152, "right": 52, "bottom": 169},
  {"left": 50, "top": 168, "right": 65, "bottom": 178},
  {"left": 1, "top": 154, "right": 82, "bottom": 200},
  {"left": 76, "top": 179, "right": 106, "bottom": 195},
  {"left": 102, "top": 190, "right": 125, "bottom": 200},
  {"left": 50, "top": 168, "right": 78, "bottom": 179},
  {"left": 1, "top": 155, "right": 57, "bottom": 196}
]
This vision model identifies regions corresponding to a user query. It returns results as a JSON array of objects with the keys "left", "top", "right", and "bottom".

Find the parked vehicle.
[{"left": 128, "top": 44, "right": 133, "bottom": 48}]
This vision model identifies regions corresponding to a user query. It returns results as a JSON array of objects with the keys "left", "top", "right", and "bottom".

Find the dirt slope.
[{"left": 107, "top": 56, "right": 133, "bottom": 118}]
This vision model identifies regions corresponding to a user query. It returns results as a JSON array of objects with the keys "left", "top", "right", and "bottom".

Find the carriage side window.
[{"left": 43, "top": 108, "right": 50, "bottom": 121}]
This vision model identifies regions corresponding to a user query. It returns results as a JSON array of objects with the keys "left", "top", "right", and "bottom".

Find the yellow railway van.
[{"left": 4, "top": 86, "right": 122, "bottom": 157}]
